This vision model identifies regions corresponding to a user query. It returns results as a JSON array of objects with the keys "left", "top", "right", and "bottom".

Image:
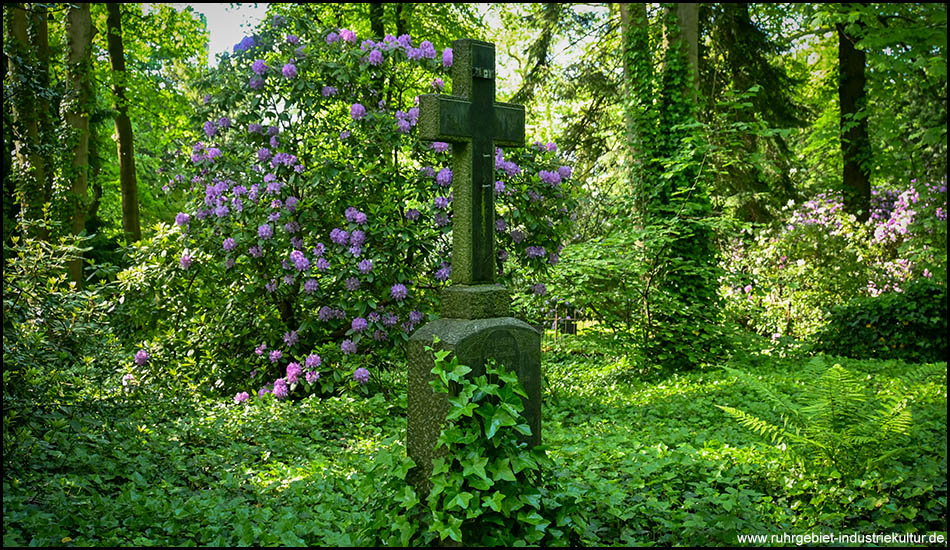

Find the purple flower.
[
  {"left": 340, "top": 29, "right": 357, "bottom": 43},
  {"left": 330, "top": 228, "right": 349, "bottom": 245},
  {"left": 249, "top": 76, "right": 264, "bottom": 90},
  {"left": 304, "top": 278, "right": 319, "bottom": 293},
  {"left": 305, "top": 371, "right": 320, "bottom": 384},
  {"left": 557, "top": 165, "right": 572, "bottom": 179},
  {"left": 282, "top": 63, "right": 297, "bottom": 79},
  {"left": 511, "top": 230, "right": 525, "bottom": 244},
  {"left": 434, "top": 213, "right": 449, "bottom": 228},
  {"left": 290, "top": 250, "right": 309, "bottom": 271},
  {"left": 390, "top": 283, "right": 408, "bottom": 301},
  {"left": 218, "top": 117, "right": 231, "bottom": 128},
  {"left": 305, "top": 354, "right": 322, "bottom": 368},
  {"left": 273, "top": 378, "right": 289, "bottom": 399},
  {"left": 234, "top": 392, "right": 250, "bottom": 404},
  {"left": 436, "top": 168, "right": 453, "bottom": 187},
  {"left": 432, "top": 78, "right": 444, "bottom": 91},
  {"left": 234, "top": 35, "right": 256, "bottom": 53},
  {"left": 526, "top": 246, "right": 546, "bottom": 259},
  {"left": 248, "top": 245, "right": 263, "bottom": 258},
  {"left": 134, "top": 349, "right": 149, "bottom": 365},
  {"left": 409, "top": 310, "right": 424, "bottom": 324},
  {"left": 358, "top": 259, "right": 373, "bottom": 274},
  {"left": 315, "top": 258, "right": 330, "bottom": 271},
  {"left": 531, "top": 283, "right": 547, "bottom": 296},
  {"left": 351, "top": 317, "right": 368, "bottom": 332},
  {"left": 434, "top": 196, "right": 449, "bottom": 210},
  {"left": 351, "top": 103, "right": 366, "bottom": 120},
  {"left": 368, "top": 49, "right": 383, "bottom": 65},
  {"left": 431, "top": 142, "right": 450, "bottom": 153},
  {"left": 286, "top": 34, "right": 300, "bottom": 45},
  {"left": 252, "top": 59, "right": 268, "bottom": 75},
  {"left": 258, "top": 224, "right": 273, "bottom": 240},
  {"left": 248, "top": 122, "right": 263, "bottom": 134},
  {"left": 322, "top": 86, "right": 338, "bottom": 97},
  {"left": 345, "top": 277, "right": 361, "bottom": 291},
  {"left": 435, "top": 263, "right": 451, "bottom": 282},
  {"left": 180, "top": 254, "right": 193, "bottom": 270},
  {"left": 442, "top": 47, "right": 453, "bottom": 68},
  {"left": 350, "top": 230, "right": 366, "bottom": 246},
  {"left": 353, "top": 367, "right": 370, "bottom": 384},
  {"left": 341, "top": 339, "right": 357, "bottom": 354},
  {"left": 266, "top": 279, "right": 278, "bottom": 293},
  {"left": 539, "top": 170, "right": 562, "bottom": 185},
  {"left": 419, "top": 40, "right": 436, "bottom": 59},
  {"left": 286, "top": 362, "right": 302, "bottom": 384},
  {"left": 406, "top": 208, "right": 421, "bottom": 221},
  {"left": 313, "top": 243, "right": 325, "bottom": 256},
  {"left": 203, "top": 121, "right": 217, "bottom": 138},
  {"left": 175, "top": 212, "right": 190, "bottom": 226},
  {"left": 326, "top": 31, "right": 339, "bottom": 44}
]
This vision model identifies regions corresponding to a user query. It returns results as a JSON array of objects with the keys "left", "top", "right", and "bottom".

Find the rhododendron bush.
[
  {"left": 118, "top": 15, "right": 576, "bottom": 401},
  {"left": 722, "top": 180, "right": 947, "bottom": 340}
]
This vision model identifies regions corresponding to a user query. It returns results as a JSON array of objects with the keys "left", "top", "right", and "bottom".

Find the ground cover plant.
[{"left": 3, "top": 334, "right": 946, "bottom": 546}]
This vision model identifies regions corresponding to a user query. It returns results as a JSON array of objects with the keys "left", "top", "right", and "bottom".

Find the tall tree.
[
  {"left": 837, "top": 8, "right": 871, "bottom": 221},
  {"left": 65, "top": 3, "right": 95, "bottom": 283},
  {"left": 106, "top": 3, "right": 141, "bottom": 242},
  {"left": 5, "top": 3, "right": 50, "bottom": 239}
]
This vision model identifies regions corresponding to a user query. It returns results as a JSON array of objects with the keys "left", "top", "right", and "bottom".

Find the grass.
[{"left": 3, "top": 333, "right": 947, "bottom": 546}]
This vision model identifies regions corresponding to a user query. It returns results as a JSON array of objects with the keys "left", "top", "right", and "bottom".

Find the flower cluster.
[{"left": 167, "top": 16, "right": 577, "bottom": 403}]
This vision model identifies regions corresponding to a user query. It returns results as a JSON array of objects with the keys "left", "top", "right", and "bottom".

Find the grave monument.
[{"left": 407, "top": 39, "right": 542, "bottom": 491}]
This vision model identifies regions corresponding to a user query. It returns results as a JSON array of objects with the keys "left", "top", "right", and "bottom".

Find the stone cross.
[
  {"left": 408, "top": 39, "right": 540, "bottom": 496},
  {"left": 418, "top": 39, "right": 525, "bottom": 285}
]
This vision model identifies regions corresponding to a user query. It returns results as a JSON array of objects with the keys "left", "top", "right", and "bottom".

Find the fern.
[{"left": 718, "top": 357, "right": 945, "bottom": 478}]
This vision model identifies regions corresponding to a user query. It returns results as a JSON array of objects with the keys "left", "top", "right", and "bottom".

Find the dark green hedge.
[{"left": 813, "top": 279, "right": 947, "bottom": 363}]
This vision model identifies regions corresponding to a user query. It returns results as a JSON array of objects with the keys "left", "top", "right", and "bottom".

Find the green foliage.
[
  {"left": 718, "top": 356, "right": 945, "bottom": 478},
  {"left": 362, "top": 348, "right": 561, "bottom": 546},
  {"left": 3, "top": 331, "right": 946, "bottom": 546},
  {"left": 425, "top": 352, "right": 553, "bottom": 546},
  {"left": 2, "top": 229, "right": 123, "bottom": 474},
  {"left": 813, "top": 279, "right": 948, "bottom": 363}
]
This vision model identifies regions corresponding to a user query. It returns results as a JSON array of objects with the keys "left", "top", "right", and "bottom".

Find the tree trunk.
[
  {"left": 66, "top": 3, "right": 96, "bottom": 283},
  {"left": 837, "top": 19, "right": 871, "bottom": 221},
  {"left": 5, "top": 3, "right": 50, "bottom": 240},
  {"left": 620, "top": 2, "right": 654, "bottom": 200},
  {"left": 369, "top": 3, "right": 384, "bottom": 39},
  {"left": 106, "top": 3, "right": 141, "bottom": 242},
  {"left": 395, "top": 3, "right": 412, "bottom": 38}
]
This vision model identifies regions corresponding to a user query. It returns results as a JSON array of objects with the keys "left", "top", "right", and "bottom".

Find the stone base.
[
  {"left": 440, "top": 284, "right": 511, "bottom": 319},
  {"left": 406, "top": 316, "right": 541, "bottom": 493}
]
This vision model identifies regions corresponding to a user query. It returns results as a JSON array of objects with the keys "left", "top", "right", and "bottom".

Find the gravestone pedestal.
[{"left": 407, "top": 286, "right": 541, "bottom": 492}]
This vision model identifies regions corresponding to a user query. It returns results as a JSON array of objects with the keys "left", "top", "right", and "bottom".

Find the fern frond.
[
  {"left": 721, "top": 366, "right": 800, "bottom": 418},
  {"left": 716, "top": 405, "right": 790, "bottom": 444}
]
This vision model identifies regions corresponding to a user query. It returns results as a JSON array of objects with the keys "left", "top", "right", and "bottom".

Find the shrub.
[
  {"left": 2, "top": 231, "right": 123, "bottom": 472},
  {"left": 722, "top": 181, "right": 947, "bottom": 340},
  {"left": 812, "top": 278, "right": 948, "bottom": 363},
  {"left": 128, "top": 16, "right": 576, "bottom": 399}
]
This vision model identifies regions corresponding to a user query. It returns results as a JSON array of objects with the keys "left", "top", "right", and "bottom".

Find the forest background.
[{"left": 3, "top": 3, "right": 947, "bottom": 546}]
